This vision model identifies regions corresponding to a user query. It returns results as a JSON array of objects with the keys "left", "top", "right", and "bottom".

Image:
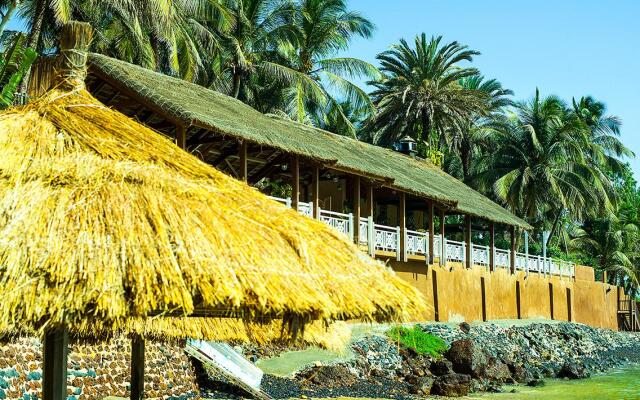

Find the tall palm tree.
[
  {"left": 446, "top": 75, "right": 513, "bottom": 182},
  {"left": 267, "top": 0, "right": 379, "bottom": 136},
  {"left": 474, "top": 89, "right": 614, "bottom": 241},
  {"left": 573, "top": 95, "right": 634, "bottom": 175},
  {"left": 366, "top": 34, "right": 488, "bottom": 149}
]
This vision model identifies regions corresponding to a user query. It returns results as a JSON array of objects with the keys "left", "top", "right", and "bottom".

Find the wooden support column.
[
  {"left": 510, "top": 225, "right": 516, "bottom": 274},
  {"left": 353, "top": 176, "right": 361, "bottom": 244},
  {"left": 439, "top": 209, "right": 446, "bottom": 266},
  {"left": 428, "top": 202, "right": 435, "bottom": 265},
  {"left": 465, "top": 215, "right": 472, "bottom": 269},
  {"left": 43, "top": 325, "right": 69, "bottom": 400},
  {"left": 238, "top": 141, "right": 248, "bottom": 182},
  {"left": 130, "top": 334, "right": 145, "bottom": 400},
  {"left": 399, "top": 192, "right": 407, "bottom": 262},
  {"left": 290, "top": 155, "right": 299, "bottom": 210},
  {"left": 365, "top": 184, "right": 374, "bottom": 218},
  {"left": 175, "top": 124, "right": 187, "bottom": 149},
  {"left": 311, "top": 165, "right": 320, "bottom": 218},
  {"left": 489, "top": 222, "right": 495, "bottom": 272}
]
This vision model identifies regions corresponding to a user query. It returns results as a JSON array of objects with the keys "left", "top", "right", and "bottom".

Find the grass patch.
[{"left": 386, "top": 326, "right": 448, "bottom": 358}]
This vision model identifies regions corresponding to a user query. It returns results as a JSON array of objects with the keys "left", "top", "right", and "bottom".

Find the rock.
[
  {"left": 484, "top": 358, "right": 512, "bottom": 383},
  {"left": 430, "top": 359, "right": 453, "bottom": 376},
  {"left": 486, "top": 385, "right": 503, "bottom": 393},
  {"left": 297, "top": 364, "right": 357, "bottom": 387},
  {"left": 409, "top": 376, "right": 434, "bottom": 395},
  {"left": 459, "top": 322, "right": 471, "bottom": 334},
  {"left": 507, "top": 362, "right": 532, "bottom": 383},
  {"left": 527, "top": 379, "right": 545, "bottom": 387},
  {"left": 431, "top": 373, "right": 472, "bottom": 397},
  {"left": 558, "top": 363, "right": 590, "bottom": 380},
  {"left": 445, "top": 339, "right": 488, "bottom": 378}
]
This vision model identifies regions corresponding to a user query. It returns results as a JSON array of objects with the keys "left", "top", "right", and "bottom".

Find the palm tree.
[
  {"left": 571, "top": 214, "right": 638, "bottom": 287},
  {"left": 447, "top": 75, "right": 513, "bottom": 182},
  {"left": 267, "top": 0, "right": 379, "bottom": 136},
  {"left": 366, "top": 34, "right": 488, "bottom": 149},
  {"left": 573, "top": 96, "right": 634, "bottom": 175},
  {"left": 0, "top": 0, "right": 20, "bottom": 37},
  {"left": 474, "top": 89, "right": 614, "bottom": 242}
]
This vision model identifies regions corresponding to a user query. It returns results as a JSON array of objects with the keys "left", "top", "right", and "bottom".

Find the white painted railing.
[
  {"left": 446, "top": 239, "right": 465, "bottom": 263},
  {"left": 319, "top": 209, "right": 353, "bottom": 240},
  {"left": 405, "top": 229, "right": 428, "bottom": 256},
  {"left": 265, "top": 195, "right": 576, "bottom": 278},
  {"left": 374, "top": 224, "right": 400, "bottom": 255}
]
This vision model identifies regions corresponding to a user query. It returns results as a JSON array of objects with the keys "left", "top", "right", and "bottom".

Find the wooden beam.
[
  {"left": 248, "top": 153, "right": 286, "bottom": 184},
  {"left": 43, "top": 325, "right": 69, "bottom": 400},
  {"left": 399, "top": 192, "right": 406, "bottom": 261},
  {"left": 239, "top": 141, "right": 248, "bottom": 182},
  {"left": 291, "top": 155, "right": 300, "bottom": 210},
  {"left": 175, "top": 124, "right": 187, "bottom": 149},
  {"left": 353, "top": 176, "right": 361, "bottom": 243},
  {"left": 212, "top": 144, "right": 239, "bottom": 167},
  {"left": 489, "top": 222, "right": 495, "bottom": 272},
  {"left": 465, "top": 215, "right": 472, "bottom": 269},
  {"left": 130, "top": 334, "right": 145, "bottom": 400},
  {"left": 439, "top": 209, "right": 446, "bottom": 266},
  {"left": 428, "top": 201, "right": 435, "bottom": 265},
  {"left": 510, "top": 225, "right": 516, "bottom": 274}
]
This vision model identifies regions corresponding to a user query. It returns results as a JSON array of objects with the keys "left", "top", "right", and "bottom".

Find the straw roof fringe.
[
  {"left": 0, "top": 84, "right": 426, "bottom": 338},
  {"left": 84, "top": 54, "right": 531, "bottom": 229}
]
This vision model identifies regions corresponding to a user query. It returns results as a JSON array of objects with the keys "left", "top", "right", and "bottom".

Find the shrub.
[{"left": 386, "top": 325, "right": 448, "bottom": 358}]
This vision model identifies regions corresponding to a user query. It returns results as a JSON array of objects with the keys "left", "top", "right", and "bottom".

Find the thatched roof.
[
  {"left": 0, "top": 26, "right": 425, "bottom": 338},
  {"left": 86, "top": 54, "right": 531, "bottom": 229}
]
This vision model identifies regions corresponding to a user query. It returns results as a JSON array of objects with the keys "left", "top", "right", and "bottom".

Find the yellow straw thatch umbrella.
[{"left": 0, "top": 22, "right": 425, "bottom": 399}]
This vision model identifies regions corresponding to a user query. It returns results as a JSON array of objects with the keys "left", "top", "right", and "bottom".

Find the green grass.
[{"left": 386, "top": 326, "right": 448, "bottom": 358}]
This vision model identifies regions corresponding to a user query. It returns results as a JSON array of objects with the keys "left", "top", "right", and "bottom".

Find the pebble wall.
[{"left": 0, "top": 337, "right": 200, "bottom": 400}]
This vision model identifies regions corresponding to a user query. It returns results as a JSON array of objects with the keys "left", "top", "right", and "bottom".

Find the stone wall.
[{"left": 0, "top": 337, "right": 199, "bottom": 400}]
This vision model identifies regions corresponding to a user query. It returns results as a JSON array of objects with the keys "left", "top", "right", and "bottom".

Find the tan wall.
[{"left": 387, "top": 259, "right": 619, "bottom": 330}]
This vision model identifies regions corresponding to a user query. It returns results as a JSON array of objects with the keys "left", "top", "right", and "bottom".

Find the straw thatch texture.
[
  {"left": 86, "top": 54, "right": 531, "bottom": 229},
  {"left": 0, "top": 86, "right": 425, "bottom": 338}
]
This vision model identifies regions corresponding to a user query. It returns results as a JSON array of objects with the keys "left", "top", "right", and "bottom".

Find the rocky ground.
[{"left": 199, "top": 322, "right": 640, "bottom": 399}]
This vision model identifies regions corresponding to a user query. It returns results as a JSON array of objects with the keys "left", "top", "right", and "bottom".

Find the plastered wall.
[{"left": 388, "top": 258, "right": 619, "bottom": 330}]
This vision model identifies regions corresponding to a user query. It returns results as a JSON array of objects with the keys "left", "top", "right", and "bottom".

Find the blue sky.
[
  {"left": 342, "top": 0, "right": 640, "bottom": 177},
  {"left": 6, "top": 1, "right": 640, "bottom": 176}
]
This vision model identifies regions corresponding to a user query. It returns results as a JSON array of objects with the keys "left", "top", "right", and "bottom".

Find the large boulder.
[
  {"left": 430, "top": 359, "right": 454, "bottom": 376},
  {"left": 430, "top": 373, "right": 472, "bottom": 397},
  {"left": 409, "top": 376, "right": 435, "bottom": 395},
  {"left": 558, "top": 363, "right": 590, "bottom": 380},
  {"left": 484, "top": 357, "right": 513, "bottom": 383},
  {"left": 445, "top": 339, "right": 488, "bottom": 378}
]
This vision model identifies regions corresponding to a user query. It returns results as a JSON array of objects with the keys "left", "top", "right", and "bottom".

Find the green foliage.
[
  {"left": 0, "top": 32, "right": 36, "bottom": 109},
  {"left": 386, "top": 325, "right": 448, "bottom": 358}
]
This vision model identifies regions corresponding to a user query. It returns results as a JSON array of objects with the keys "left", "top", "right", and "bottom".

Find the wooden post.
[
  {"left": 465, "top": 215, "right": 472, "bottom": 269},
  {"left": 399, "top": 192, "right": 407, "bottom": 262},
  {"left": 130, "top": 334, "right": 145, "bottom": 400},
  {"left": 510, "top": 225, "right": 516, "bottom": 274},
  {"left": 238, "top": 141, "right": 248, "bottom": 182},
  {"left": 353, "top": 176, "right": 361, "bottom": 244},
  {"left": 311, "top": 165, "right": 320, "bottom": 218},
  {"left": 428, "top": 202, "right": 435, "bottom": 265},
  {"left": 365, "top": 184, "right": 374, "bottom": 218},
  {"left": 290, "top": 155, "right": 299, "bottom": 211},
  {"left": 175, "top": 124, "right": 187, "bottom": 149},
  {"left": 439, "top": 208, "right": 446, "bottom": 266},
  {"left": 489, "top": 222, "right": 495, "bottom": 272},
  {"left": 43, "top": 325, "right": 69, "bottom": 400}
]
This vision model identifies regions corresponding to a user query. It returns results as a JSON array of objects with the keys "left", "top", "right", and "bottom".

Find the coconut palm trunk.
[{"left": 0, "top": 0, "right": 20, "bottom": 37}]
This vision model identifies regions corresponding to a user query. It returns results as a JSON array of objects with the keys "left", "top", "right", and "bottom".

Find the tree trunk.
[
  {"left": 421, "top": 110, "right": 431, "bottom": 143},
  {"left": 0, "top": 0, "right": 19, "bottom": 38},
  {"left": 231, "top": 67, "right": 241, "bottom": 98},
  {"left": 461, "top": 142, "right": 470, "bottom": 183},
  {"left": 18, "top": 0, "right": 46, "bottom": 95},
  {"left": 546, "top": 209, "right": 563, "bottom": 248}
]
